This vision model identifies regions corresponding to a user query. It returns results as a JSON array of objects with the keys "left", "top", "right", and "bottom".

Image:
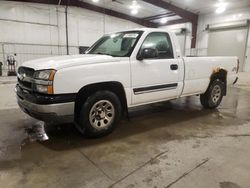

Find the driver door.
[{"left": 131, "top": 32, "right": 180, "bottom": 105}]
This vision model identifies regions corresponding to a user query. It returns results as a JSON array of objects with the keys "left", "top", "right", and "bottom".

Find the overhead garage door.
[{"left": 208, "top": 28, "right": 248, "bottom": 71}]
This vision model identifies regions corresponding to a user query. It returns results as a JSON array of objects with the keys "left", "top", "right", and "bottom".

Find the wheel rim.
[
  {"left": 211, "top": 85, "right": 222, "bottom": 104},
  {"left": 89, "top": 100, "right": 115, "bottom": 130}
]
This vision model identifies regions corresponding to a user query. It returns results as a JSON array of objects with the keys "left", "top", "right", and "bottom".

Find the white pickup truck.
[{"left": 16, "top": 28, "right": 239, "bottom": 137}]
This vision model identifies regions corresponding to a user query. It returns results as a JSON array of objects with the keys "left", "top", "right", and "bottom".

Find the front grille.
[
  {"left": 18, "top": 79, "right": 32, "bottom": 89},
  {"left": 18, "top": 66, "right": 35, "bottom": 90},
  {"left": 18, "top": 67, "right": 34, "bottom": 77}
]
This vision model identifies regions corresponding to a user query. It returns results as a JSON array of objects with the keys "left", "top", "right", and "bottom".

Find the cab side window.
[{"left": 140, "top": 32, "right": 174, "bottom": 59}]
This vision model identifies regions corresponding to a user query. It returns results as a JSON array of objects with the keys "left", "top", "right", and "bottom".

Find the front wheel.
[
  {"left": 200, "top": 79, "right": 225, "bottom": 109},
  {"left": 75, "top": 90, "right": 122, "bottom": 138}
]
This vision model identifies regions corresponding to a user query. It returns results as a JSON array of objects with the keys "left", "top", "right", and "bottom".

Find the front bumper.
[{"left": 16, "top": 85, "right": 75, "bottom": 122}]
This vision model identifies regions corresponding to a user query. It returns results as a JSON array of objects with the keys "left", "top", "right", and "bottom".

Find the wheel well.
[
  {"left": 210, "top": 68, "right": 227, "bottom": 95},
  {"left": 74, "top": 82, "right": 128, "bottom": 122}
]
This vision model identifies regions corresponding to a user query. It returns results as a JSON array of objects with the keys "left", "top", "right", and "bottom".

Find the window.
[
  {"left": 79, "top": 46, "right": 89, "bottom": 54},
  {"left": 87, "top": 31, "right": 143, "bottom": 57},
  {"left": 139, "top": 32, "right": 174, "bottom": 59}
]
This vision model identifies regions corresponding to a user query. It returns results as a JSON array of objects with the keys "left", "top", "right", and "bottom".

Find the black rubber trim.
[
  {"left": 133, "top": 83, "right": 178, "bottom": 95},
  {"left": 16, "top": 84, "right": 76, "bottom": 105}
]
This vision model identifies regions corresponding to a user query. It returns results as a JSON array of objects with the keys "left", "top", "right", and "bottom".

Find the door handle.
[{"left": 170, "top": 64, "right": 178, "bottom": 70}]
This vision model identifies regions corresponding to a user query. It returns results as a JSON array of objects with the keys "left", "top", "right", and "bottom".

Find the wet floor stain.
[
  {"left": 0, "top": 86, "right": 248, "bottom": 161},
  {"left": 1, "top": 86, "right": 250, "bottom": 187},
  {"left": 12, "top": 87, "right": 250, "bottom": 151},
  {"left": 23, "top": 121, "right": 49, "bottom": 142},
  {"left": 220, "top": 181, "right": 241, "bottom": 188}
]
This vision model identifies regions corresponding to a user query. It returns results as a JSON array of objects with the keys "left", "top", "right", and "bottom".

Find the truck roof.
[{"left": 107, "top": 27, "right": 171, "bottom": 34}]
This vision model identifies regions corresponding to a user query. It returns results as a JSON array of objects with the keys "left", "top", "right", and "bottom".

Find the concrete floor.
[{"left": 1, "top": 73, "right": 250, "bottom": 188}]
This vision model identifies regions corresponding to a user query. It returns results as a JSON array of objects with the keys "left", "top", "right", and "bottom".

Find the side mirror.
[{"left": 137, "top": 48, "right": 158, "bottom": 60}]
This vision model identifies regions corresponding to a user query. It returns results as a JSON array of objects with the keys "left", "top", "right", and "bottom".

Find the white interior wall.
[
  {"left": 161, "top": 7, "right": 250, "bottom": 72},
  {"left": 2, "top": 1, "right": 249, "bottom": 73},
  {"left": 196, "top": 7, "right": 250, "bottom": 72},
  {"left": 159, "top": 23, "right": 193, "bottom": 56},
  {"left": 0, "top": 1, "right": 141, "bottom": 75}
]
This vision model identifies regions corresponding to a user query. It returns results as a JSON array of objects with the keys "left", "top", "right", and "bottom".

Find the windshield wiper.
[
  {"left": 96, "top": 52, "right": 112, "bottom": 56},
  {"left": 89, "top": 52, "right": 120, "bottom": 57}
]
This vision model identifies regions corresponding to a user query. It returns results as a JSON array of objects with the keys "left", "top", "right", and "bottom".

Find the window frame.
[{"left": 137, "top": 32, "right": 174, "bottom": 60}]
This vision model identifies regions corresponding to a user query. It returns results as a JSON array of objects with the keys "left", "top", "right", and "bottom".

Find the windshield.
[{"left": 86, "top": 31, "right": 143, "bottom": 57}]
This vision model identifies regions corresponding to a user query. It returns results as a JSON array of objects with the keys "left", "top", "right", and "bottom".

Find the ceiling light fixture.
[
  {"left": 160, "top": 18, "right": 168, "bottom": 24},
  {"left": 215, "top": 2, "right": 227, "bottom": 14},
  {"left": 131, "top": 9, "right": 139, "bottom": 15},
  {"left": 130, "top": 2, "right": 140, "bottom": 9},
  {"left": 129, "top": 0, "right": 140, "bottom": 15},
  {"left": 215, "top": 6, "right": 226, "bottom": 14},
  {"left": 233, "top": 13, "right": 243, "bottom": 20},
  {"left": 92, "top": 0, "right": 99, "bottom": 3}
]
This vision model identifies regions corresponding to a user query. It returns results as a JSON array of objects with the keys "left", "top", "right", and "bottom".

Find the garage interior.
[{"left": 1, "top": 0, "right": 250, "bottom": 187}]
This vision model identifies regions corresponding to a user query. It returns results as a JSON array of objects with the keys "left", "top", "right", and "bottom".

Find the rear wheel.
[
  {"left": 200, "top": 79, "right": 225, "bottom": 109},
  {"left": 75, "top": 90, "right": 122, "bottom": 138}
]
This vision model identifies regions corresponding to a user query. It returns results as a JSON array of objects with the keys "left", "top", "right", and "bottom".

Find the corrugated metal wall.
[{"left": 0, "top": 1, "right": 141, "bottom": 76}]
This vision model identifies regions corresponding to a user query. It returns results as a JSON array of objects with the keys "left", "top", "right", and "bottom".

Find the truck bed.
[{"left": 181, "top": 56, "right": 238, "bottom": 97}]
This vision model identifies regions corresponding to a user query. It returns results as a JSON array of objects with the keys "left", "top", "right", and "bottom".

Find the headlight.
[
  {"left": 33, "top": 69, "right": 56, "bottom": 94},
  {"left": 34, "top": 69, "right": 56, "bottom": 80}
]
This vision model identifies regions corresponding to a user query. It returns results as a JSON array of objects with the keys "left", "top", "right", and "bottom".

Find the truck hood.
[{"left": 21, "top": 54, "right": 122, "bottom": 70}]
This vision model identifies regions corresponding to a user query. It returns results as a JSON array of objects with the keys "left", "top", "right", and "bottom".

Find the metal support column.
[{"left": 65, "top": 5, "right": 69, "bottom": 55}]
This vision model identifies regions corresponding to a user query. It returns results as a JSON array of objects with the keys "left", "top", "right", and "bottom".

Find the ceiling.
[
  {"left": 81, "top": 0, "right": 250, "bottom": 25},
  {"left": 82, "top": 0, "right": 171, "bottom": 18},
  {"left": 163, "top": 0, "right": 250, "bottom": 14},
  {"left": 81, "top": 0, "right": 186, "bottom": 25}
]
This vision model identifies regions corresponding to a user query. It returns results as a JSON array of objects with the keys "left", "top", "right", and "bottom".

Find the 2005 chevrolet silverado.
[{"left": 16, "top": 28, "right": 239, "bottom": 137}]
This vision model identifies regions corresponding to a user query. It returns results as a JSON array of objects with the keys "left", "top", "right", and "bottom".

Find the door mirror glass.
[{"left": 137, "top": 48, "right": 158, "bottom": 60}]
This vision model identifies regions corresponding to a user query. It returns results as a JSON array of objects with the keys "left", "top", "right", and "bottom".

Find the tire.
[
  {"left": 200, "top": 79, "right": 225, "bottom": 109},
  {"left": 75, "top": 90, "right": 122, "bottom": 138}
]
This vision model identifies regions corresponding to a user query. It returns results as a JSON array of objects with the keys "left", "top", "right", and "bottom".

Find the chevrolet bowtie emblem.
[{"left": 18, "top": 73, "right": 26, "bottom": 81}]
